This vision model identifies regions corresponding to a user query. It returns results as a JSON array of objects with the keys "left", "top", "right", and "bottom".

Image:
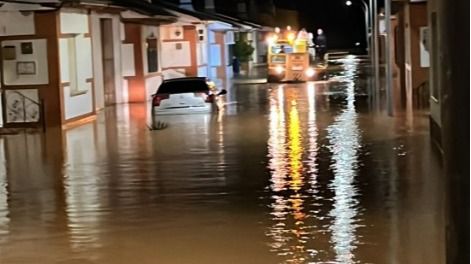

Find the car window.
[{"left": 157, "top": 78, "right": 209, "bottom": 94}]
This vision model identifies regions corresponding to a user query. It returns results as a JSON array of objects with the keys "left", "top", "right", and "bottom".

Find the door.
[{"left": 101, "top": 18, "right": 116, "bottom": 106}]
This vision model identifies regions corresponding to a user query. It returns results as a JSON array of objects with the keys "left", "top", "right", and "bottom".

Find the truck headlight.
[
  {"left": 305, "top": 68, "right": 316, "bottom": 77},
  {"left": 275, "top": 65, "right": 285, "bottom": 74}
]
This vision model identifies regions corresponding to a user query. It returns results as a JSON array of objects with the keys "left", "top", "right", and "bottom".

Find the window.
[
  {"left": 60, "top": 33, "right": 91, "bottom": 96},
  {"left": 68, "top": 35, "right": 81, "bottom": 95},
  {"left": 146, "top": 35, "right": 158, "bottom": 73},
  {"left": 157, "top": 78, "right": 209, "bottom": 94},
  {"left": 270, "top": 55, "right": 286, "bottom": 64}
]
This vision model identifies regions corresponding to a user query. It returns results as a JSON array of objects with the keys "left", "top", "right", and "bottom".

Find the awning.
[
  {"left": 120, "top": 10, "right": 177, "bottom": 26},
  {"left": 60, "top": 0, "right": 178, "bottom": 25},
  {"left": 0, "top": 0, "right": 59, "bottom": 10},
  {"left": 153, "top": 0, "right": 262, "bottom": 31}
]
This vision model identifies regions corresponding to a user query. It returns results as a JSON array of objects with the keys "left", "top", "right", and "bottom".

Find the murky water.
[{"left": 0, "top": 57, "right": 444, "bottom": 263}]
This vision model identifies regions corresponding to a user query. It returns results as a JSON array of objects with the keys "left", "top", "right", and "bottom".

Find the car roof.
[
  {"left": 157, "top": 77, "right": 209, "bottom": 94},
  {"left": 162, "top": 77, "right": 207, "bottom": 83}
]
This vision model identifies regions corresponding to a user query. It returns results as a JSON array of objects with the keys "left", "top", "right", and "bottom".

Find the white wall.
[
  {"left": 1, "top": 39, "right": 49, "bottom": 85},
  {"left": 60, "top": 10, "right": 94, "bottom": 120},
  {"left": 121, "top": 44, "right": 135, "bottom": 77},
  {"left": 196, "top": 25, "right": 207, "bottom": 68},
  {"left": 161, "top": 41, "right": 191, "bottom": 68},
  {"left": 160, "top": 25, "right": 184, "bottom": 40},
  {"left": 63, "top": 86, "right": 93, "bottom": 120},
  {"left": 0, "top": 11, "right": 35, "bottom": 36},
  {"left": 60, "top": 11, "right": 88, "bottom": 34},
  {"left": 197, "top": 42, "right": 208, "bottom": 66}
]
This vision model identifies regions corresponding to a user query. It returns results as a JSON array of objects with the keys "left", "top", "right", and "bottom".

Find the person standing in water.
[{"left": 315, "top": 28, "right": 327, "bottom": 61}]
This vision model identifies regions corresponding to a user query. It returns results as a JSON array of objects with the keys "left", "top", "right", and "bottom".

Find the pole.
[
  {"left": 363, "top": 6, "right": 369, "bottom": 54},
  {"left": 373, "top": 0, "right": 380, "bottom": 104},
  {"left": 358, "top": 1, "right": 370, "bottom": 55},
  {"left": 384, "top": 0, "right": 393, "bottom": 116},
  {"left": 368, "top": 0, "right": 373, "bottom": 59}
]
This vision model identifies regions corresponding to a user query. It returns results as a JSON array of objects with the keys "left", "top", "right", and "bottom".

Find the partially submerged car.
[{"left": 151, "top": 77, "right": 226, "bottom": 115}]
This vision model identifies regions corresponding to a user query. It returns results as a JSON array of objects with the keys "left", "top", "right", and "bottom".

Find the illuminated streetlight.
[{"left": 345, "top": 0, "right": 370, "bottom": 54}]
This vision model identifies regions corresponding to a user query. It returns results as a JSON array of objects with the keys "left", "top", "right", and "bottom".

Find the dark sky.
[
  {"left": 278, "top": 0, "right": 369, "bottom": 50},
  {"left": 161, "top": 0, "right": 376, "bottom": 50}
]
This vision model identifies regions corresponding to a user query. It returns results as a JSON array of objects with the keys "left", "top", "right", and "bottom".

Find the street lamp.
[{"left": 345, "top": 0, "right": 370, "bottom": 54}]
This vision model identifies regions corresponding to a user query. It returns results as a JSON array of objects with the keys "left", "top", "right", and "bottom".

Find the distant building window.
[{"left": 146, "top": 35, "right": 158, "bottom": 73}]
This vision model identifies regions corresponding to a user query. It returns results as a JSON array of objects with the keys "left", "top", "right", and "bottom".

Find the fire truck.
[{"left": 266, "top": 28, "right": 326, "bottom": 82}]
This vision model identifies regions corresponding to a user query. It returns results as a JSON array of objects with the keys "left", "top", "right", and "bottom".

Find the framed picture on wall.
[
  {"left": 16, "top": 61, "right": 36, "bottom": 75},
  {"left": 2, "top": 46, "right": 16, "bottom": 60},
  {"left": 21, "top": 42, "right": 33, "bottom": 54}
]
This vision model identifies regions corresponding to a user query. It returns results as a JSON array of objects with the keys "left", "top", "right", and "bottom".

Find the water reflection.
[
  {"left": 0, "top": 138, "right": 9, "bottom": 242},
  {"left": 326, "top": 57, "right": 361, "bottom": 264},
  {"left": 0, "top": 55, "right": 445, "bottom": 263},
  {"left": 266, "top": 56, "right": 363, "bottom": 263},
  {"left": 266, "top": 85, "right": 317, "bottom": 263},
  {"left": 64, "top": 124, "right": 104, "bottom": 252}
]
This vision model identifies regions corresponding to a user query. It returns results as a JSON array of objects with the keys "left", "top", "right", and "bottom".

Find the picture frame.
[
  {"left": 16, "top": 61, "right": 36, "bottom": 75},
  {"left": 2, "top": 46, "right": 16, "bottom": 60},
  {"left": 21, "top": 42, "right": 33, "bottom": 54}
]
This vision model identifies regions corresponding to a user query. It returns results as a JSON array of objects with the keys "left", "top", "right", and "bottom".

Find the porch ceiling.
[
  {"left": 62, "top": 0, "right": 176, "bottom": 18},
  {"left": 120, "top": 10, "right": 177, "bottom": 25},
  {"left": 0, "top": 0, "right": 59, "bottom": 10}
]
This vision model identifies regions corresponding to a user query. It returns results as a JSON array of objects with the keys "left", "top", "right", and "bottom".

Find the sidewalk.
[{"left": 232, "top": 65, "right": 267, "bottom": 84}]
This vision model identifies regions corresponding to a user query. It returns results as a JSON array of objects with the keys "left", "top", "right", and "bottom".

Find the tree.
[{"left": 233, "top": 39, "right": 255, "bottom": 62}]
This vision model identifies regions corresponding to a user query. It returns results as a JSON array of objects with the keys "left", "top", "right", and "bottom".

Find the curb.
[{"left": 232, "top": 78, "right": 267, "bottom": 84}]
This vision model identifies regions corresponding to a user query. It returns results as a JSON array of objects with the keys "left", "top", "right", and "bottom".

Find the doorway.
[{"left": 100, "top": 18, "right": 116, "bottom": 106}]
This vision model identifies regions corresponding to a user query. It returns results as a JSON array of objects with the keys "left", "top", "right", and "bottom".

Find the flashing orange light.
[{"left": 287, "top": 33, "right": 296, "bottom": 42}]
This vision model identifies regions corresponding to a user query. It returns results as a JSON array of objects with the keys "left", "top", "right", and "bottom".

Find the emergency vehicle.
[{"left": 266, "top": 27, "right": 326, "bottom": 82}]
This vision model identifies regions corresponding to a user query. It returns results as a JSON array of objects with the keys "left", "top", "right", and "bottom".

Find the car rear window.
[{"left": 157, "top": 78, "right": 209, "bottom": 94}]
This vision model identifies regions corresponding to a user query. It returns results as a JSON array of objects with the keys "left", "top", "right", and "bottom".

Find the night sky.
[
  {"left": 161, "top": 0, "right": 379, "bottom": 50},
  {"left": 288, "top": 0, "right": 368, "bottom": 50}
]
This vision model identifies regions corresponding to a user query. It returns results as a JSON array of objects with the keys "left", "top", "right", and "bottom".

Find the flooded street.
[{"left": 0, "top": 58, "right": 444, "bottom": 263}]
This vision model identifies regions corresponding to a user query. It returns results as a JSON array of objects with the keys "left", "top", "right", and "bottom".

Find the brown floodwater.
[{"left": 0, "top": 56, "right": 445, "bottom": 264}]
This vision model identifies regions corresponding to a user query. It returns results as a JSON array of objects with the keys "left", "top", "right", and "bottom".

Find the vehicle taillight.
[{"left": 152, "top": 94, "right": 169, "bottom": 107}]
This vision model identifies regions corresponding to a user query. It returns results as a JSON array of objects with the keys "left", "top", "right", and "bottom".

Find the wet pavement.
[{"left": 0, "top": 56, "right": 444, "bottom": 263}]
